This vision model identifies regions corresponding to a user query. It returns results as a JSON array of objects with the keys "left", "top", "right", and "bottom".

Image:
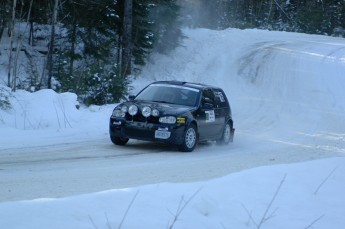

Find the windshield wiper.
[{"left": 151, "top": 100, "right": 173, "bottom": 104}]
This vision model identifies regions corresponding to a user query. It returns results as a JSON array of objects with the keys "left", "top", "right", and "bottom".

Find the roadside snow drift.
[{"left": 1, "top": 157, "right": 344, "bottom": 229}]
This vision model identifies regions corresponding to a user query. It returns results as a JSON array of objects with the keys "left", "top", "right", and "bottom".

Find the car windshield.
[{"left": 135, "top": 84, "right": 200, "bottom": 107}]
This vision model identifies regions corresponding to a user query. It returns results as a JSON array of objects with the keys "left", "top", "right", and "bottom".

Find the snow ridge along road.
[{"left": 1, "top": 28, "right": 345, "bottom": 201}]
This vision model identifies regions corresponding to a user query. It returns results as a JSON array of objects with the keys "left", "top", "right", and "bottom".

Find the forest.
[{"left": 0, "top": 0, "right": 344, "bottom": 105}]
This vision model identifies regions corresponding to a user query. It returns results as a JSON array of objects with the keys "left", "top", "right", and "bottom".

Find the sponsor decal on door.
[{"left": 205, "top": 110, "right": 215, "bottom": 123}]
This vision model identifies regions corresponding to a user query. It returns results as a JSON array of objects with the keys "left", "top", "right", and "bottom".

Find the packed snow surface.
[{"left": 1, "top": 28, "right": 345, "bottom": 228}]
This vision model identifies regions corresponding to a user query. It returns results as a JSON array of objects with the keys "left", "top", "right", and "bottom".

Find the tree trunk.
[
  {"left": 69, "top": 22, "right": 76, "bottom": 75},
  {"left": 29, "top": 20, "right": 33, "bottom": 45},
  {"left": 121, "top": 0, "right": 133, "bottom": 78},
  {"left": 7, "top": 0, "right": 17, "bottom": 89},
  {"left": 12, "top": 0, "right": 33, "bottom": 91},
  {"left": 47, "top": 0, "right": 59, "bottom": 89},
  {"left": 69, "top": 19, "right": 77, "bottom": 90},
  {"left": 0, "top": 0, "right": 6, "bottom": 44}
]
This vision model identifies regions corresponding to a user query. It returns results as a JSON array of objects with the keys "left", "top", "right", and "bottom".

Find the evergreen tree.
[
  {"left": 0, "top": 0, "right": 8, "bottom": 43},
  {"left": 121, "top": 0, "right": 133, "bottom": 77},
  {"left": 131, "top": 0, "right": 155, "bottom": 67},
  {"left": 150, "top": 0, "right": 184, "bottom": 54},
  {"left": 55, "top": 0, "right": 125, "bottom": 104}
]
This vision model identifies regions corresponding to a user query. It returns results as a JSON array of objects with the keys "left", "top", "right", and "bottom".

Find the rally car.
[{"left": 109, "top": 81, "right": 235, "bottom": 152}]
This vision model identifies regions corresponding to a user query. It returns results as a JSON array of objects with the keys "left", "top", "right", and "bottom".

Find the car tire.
[
  {"left": 216, "top": 122, "right": 232, "bottom": 145},
  {"left": 110, "top": 136, "right": 129, "bottom": 145},
  {"left": 178, "top": 124, "right": 197, "bottom": 152}
]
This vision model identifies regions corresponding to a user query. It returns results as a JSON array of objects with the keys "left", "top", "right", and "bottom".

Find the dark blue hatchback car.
[{"left": 109, "top": 81, "right": 235, "bottom": 152}]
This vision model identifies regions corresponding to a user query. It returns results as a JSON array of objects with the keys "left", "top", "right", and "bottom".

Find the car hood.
[{"left": 124, "top": 101, "right": 195, "bottom": 116}]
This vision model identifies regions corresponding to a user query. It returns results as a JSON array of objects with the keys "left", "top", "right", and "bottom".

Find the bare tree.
[
  {"left": 7, "top": 0, "right": 17, "bottom": 89},
  {"left": 11, "top": 0, "right": 34, "bottom": 92},
  {"left": 46, "top": 0, "right": 59, "bottom": 89},
  {"left": 121, "top": 0, "right": 133, "bottom": 78},
  {"left": 0, "top": 0, "right": 6, "bottom": 45}
]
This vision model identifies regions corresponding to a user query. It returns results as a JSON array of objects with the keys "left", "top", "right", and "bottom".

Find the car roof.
[{"left": 151, "top": 81, "right": 221, "bottom": 91}]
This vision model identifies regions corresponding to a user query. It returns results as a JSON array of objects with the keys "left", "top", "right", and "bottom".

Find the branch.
[
  {"left": 314, "top": 166, "right": 338, "bottom": 195},
  {"left": 304, "top": 214, "right": 325, "bottom": 229},
  {"left": 168, "top": 187, "right": 203, "bottom": 229},
  {"left": 118, "top": 190, "right": 139, "bottom": 229},
  {"left": 88, "top": 215, "right": 99, "bottom": 229},
  {"left": 241, "top": 203, "right": 258, "bottom": 227},
  {"left": 257, "top": 174, "right": 286, "bottom": 229}
]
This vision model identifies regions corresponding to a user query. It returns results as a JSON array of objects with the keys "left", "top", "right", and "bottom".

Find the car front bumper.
[{"left": 109, "top": 118, "right": 186, "bottom": 145}]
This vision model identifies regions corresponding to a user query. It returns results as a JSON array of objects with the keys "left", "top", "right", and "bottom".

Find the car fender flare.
[
  {"left": 185, "top": 118, "right": 199, "bottom": 138},
  {"left": 225, "top": 118, "right": 235, "bottom": 142},
  {"left": 226, "top": 118, "right": 233, "bottom": 128}
]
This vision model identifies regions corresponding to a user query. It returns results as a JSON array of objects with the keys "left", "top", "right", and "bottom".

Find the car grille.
[
  {"left": 125, "top": 128, "right": 154, "bottom": 139},
  {"left": 125, "top": 113, "right": 160, "bottom": 124}
]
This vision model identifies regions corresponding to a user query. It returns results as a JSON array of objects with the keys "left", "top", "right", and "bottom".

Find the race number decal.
[
  {"left": 205, "top": 110, "right": 215, "bottom": 123},
  {"left": 214, "top": 91, "right": 225, "bottom": 102}
]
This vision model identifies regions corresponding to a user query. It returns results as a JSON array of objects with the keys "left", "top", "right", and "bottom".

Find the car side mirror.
[{"left": 128, "top": 95, "right": 136, "bottom": 101}]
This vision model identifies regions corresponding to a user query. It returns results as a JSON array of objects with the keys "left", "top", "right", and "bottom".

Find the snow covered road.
[{"left": 1, "top": 130, "right": 343, "bottom": 202}]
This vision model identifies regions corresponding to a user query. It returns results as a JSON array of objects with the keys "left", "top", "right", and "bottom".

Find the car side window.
[{"left": 201, "top": 89, "right": 215, "bottom": 106}]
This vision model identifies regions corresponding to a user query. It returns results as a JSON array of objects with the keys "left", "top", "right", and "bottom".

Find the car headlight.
[
  {"left": 152, "top": 109, "right": 159, "bottom": 117},
  {"left": 142, "top": 106, "right": 151, "bottom": 117},
  {"left": 121, "top": 105, "right": 128, "bottom": 113},
  {"left": 159, "top": 116, "right": 176, "bottom": 124},
  {"left": 112, "top": 109, "right": 126, "bottom": 118},
  {"left": 128, "top": 105, "right": 138, "bottom": 116}
]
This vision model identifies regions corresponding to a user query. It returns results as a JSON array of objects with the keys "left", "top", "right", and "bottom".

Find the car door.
[
  {"left": 196, "top": 88, "right": 222, "bottom": 140},
  {"left": 212, "top": 88, "right": 228, "bottom": 136}
]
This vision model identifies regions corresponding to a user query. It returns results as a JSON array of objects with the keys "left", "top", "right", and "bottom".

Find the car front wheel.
[
  {"left": 178, "top": 124, "right": 197, "bottom": 152},
  {"left": 110, "top": 136, "right": 129, "bottom": 145},
  {"left": 217, "top": 122, "right": 231, "bottom": 145}
]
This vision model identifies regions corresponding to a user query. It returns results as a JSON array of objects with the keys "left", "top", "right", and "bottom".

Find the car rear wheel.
[
  {"left": 110, "top": 136, "right": 129, "bottom": 145},
  {"left": 178, "top": 124, "right": 197, "bottom": 152},
  {"left": 216, "top": 122, "right": 231, "bottom": 145}
]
